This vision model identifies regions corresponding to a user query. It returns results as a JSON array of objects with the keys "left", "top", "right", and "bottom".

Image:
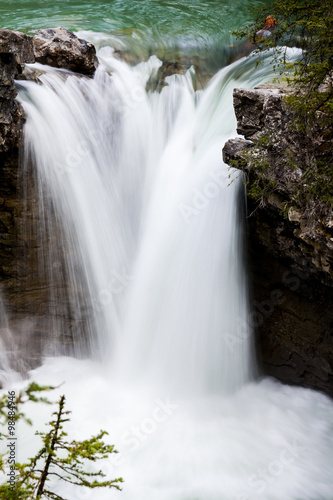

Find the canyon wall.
[
  {"left": 0, "top": 29, "right": 97, "bottom": 370},
  {"left": 223, "top": 85, "right": 333, "bottom": 396}
]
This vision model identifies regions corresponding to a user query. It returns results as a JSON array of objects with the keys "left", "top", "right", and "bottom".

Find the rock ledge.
[
  {"left": 223, "top": 85, "right": 333, "bottom": 397},
  {"left": 33, "top": 27, "right": 98, "bottom": 76}
]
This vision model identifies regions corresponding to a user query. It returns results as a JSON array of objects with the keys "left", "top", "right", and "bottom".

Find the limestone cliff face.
[
  {"left": 0, "top": 30, "right": 32, "bottom": 318},
  {"left": 33, "top": 28, "right": 97, "bottom": 75},
  {"left": 223, "top": 86, "right": 333, "bottom": 397},
  {"left": 0, "top": 30, "right": 33, "bottom": 152},
  {"left": 0, "top": 29, "right": 97, "bottom": 370}
]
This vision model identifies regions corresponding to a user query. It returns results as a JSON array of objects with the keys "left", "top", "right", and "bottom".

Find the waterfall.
[
  {"left": 0, "top": 291, "right": 20, "bottom": 386},
  {"left": 2, "top": 44, "right": 332, "bottom": 500},
  {"left": 17, "top": 47, "right": 280, "bottom": 396}
]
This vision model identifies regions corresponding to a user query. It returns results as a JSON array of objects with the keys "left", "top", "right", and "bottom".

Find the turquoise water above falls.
[
  {"left": 1, "top": 0, "right": 271, "bottom": 36},
  {"left": 1, "top": 0, "right": 272, "bottom": 55}
]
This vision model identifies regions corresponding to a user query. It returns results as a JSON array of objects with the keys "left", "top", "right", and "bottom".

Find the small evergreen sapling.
[{"left": 0, "top": 386, "right": 123, "bottom": 499}]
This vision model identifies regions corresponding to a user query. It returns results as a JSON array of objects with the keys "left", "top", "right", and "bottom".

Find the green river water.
[{"left": 1, "top": 0, "right": 272, "bottom": 65}]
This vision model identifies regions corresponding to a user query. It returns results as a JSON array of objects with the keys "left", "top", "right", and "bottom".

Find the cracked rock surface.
[
  {"left": 33, "top": 27, "right": 98, "bottom": 76},
  {"left": 223, "top": 85, "right": 333, "bottom": 397}
]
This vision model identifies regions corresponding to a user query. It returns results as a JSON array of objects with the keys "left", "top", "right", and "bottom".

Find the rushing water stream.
[
  {"left": 19, "top": 49, "right": 267, "bottom": 394},
  {"left": 1, "top": 1, "right": 333, "bottom": 499}
]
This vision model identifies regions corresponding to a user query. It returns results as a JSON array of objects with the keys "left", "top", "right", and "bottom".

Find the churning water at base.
[
  {"left": 2, "top": 45, "right": 333, "bottom": 499},
  {"left": 15, "top": 357, "right": 333, "bottom": 500}
]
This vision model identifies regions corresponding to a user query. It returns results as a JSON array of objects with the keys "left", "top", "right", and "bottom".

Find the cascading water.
[
  {"left": 0, "top": 291, "right": 19, "bottom": 386},
  {"left": 1, "top": 39, "right": 333, "bottom": 500},
  {"left": 18, "top": 47, "right": 272, "bottom": 394}
]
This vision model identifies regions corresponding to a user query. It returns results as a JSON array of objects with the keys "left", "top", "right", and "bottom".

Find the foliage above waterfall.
[
  {"left": 233, "top": 0, "right": 333, "bottom": 215},
  {"left": 234, "top": 0, "right": 333, "bottom": 128}
]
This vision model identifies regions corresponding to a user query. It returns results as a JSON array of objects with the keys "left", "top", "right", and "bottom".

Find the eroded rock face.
[
  {"left": 0, "top": 29, "right": 34, "bottom": 152},
  {"left": 224, "top": 86, "right": 333, "bottom": 283},
  {"left": 0, "top": 28, "right": 97, "bottom": 371},
  {"left": 0, "top": 147, "right": 94, "bottom": 370},
  {"left": 0, "top": 29, "right": 35, "bottom": 68},
  {"left": 33, "top": 28, "right": 98, "bottom": 76},
  {"left": 0, "top": 53, "right": 25, "bottom": 152},
  {"left": 223, "top": 85, "right": 333, "bottom": 397},
  {"left": 247, "top": 205, "right": 333, "bottom": 397}
]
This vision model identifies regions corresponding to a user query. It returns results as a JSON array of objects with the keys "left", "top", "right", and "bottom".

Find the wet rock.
[
  {"left": 0, "top": 29, "right": 32, "bottom": 152},
  {"left": 0, "top": 29, "right": 34, "bottom": 68},
  {"left": 247, "top": 207, "right": 333, "bottom": 397},
  {"left": 0, "top": 94, "right": 24, "bottom": 153},
  {"left": 159, "top": 58, "right": 192, "bottom": 81},
  {"left": 146, "top": 57, "right": 192, "bottom": 92},
  {"left": 233, "top": 86, "right": 289, "bottom": 139},
  {"left": 146, "top": 54, "right": 214, "bottom": 93},
  {"left": 0, "top": 148, "right": 93, "bottom": 370},
  {"left": 19, "top": 65, "right": 46, "bottom": 84},
  {"left": 223, "top": 85, "right": 333, "bottom": 397},
  {"left": 222, "top": 138, "right": 253, "bottom": 165},
  {"left": 0, "top": 28, "right": 93, "bottom": 371},
  {"left": 112, "top": 48, "right": 144, "bottom": 66},
  {"left": 33, "top": 27, "right": 98, "bottom": 76}
]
